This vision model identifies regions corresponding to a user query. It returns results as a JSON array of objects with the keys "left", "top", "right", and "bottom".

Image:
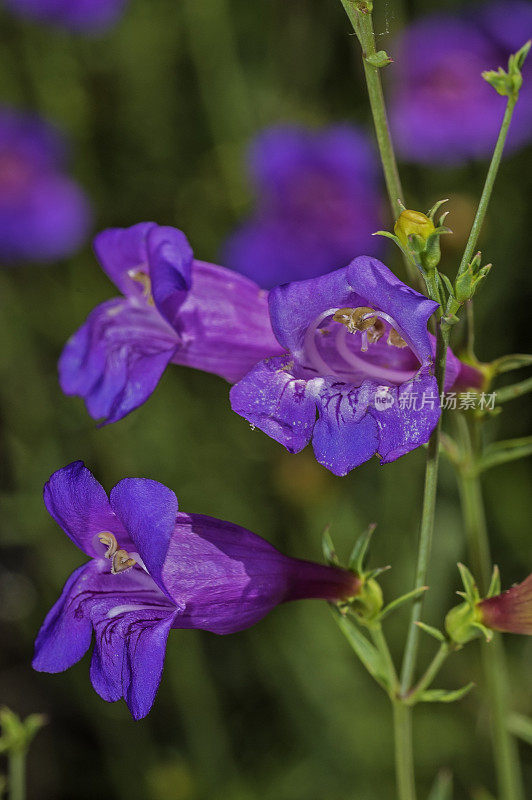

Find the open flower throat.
[{"left": 303, "top": 305, "right": 420, "bottom": 385}]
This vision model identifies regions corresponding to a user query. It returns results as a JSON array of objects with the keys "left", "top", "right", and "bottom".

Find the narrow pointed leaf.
[
  {"left": 419, "top": 682, "right": 475, "bottom": 704},
  {"left": 415, "top": 621, "right": 446, "bottom": 643},
  {"left": 379, "top": 587, "right": 429, "bottom": 621}
]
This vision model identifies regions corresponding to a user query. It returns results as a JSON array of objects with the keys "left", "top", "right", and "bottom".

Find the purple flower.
[
  {"left": 389, "top": 1, "right": 532, "bottom": 164},
  {"left": 3, "top": 0, "right": 127, "bottom": 32},
  {"left": 33, "top": 462, "right": 360, "bottom": 719},
  {"left": 59, "top": 222, "right": 284, "bottom": 424},
  {"left": 230, "top": 257, "right": 480, "bottom": 476},
  {"left": 222, "top": 124, "right": 383, "bottom": 288},
  {"left": 0, "top": 107, "right": 91, "bottom": 263}
]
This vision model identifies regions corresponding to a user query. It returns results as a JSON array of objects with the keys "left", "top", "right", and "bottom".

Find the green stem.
[
  {"left": 456, "top": 421, "right": 524, "bottom": 800},
  {"left": 458, "top": 96, "right": 517, "bottom": 275},
  {"left": 400, "top": 324, "right": 449, "bottom": 694},
  {"left": 338, "top": 1, "right": 418, "bottom": 285},
  {"left": 406, "top": 643, "right": 451, "bottom": 706},
  {"left": 9, "top": 749, "right": 26, "bottom": 800},
  {"left": 392, "top": 702, "right": 417, "bottom": 800}
]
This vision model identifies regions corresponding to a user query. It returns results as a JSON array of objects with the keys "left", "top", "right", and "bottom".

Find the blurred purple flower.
[
  {"left": 230, "top": 257, "right": 480, "bottom": 476},
  {"left": 59, "top": 223, "right": 283, "bottom": 424},
  {"left": 222, "top": 124, "right": 383, "bottom": 288},
  {"left": 389, "top": 1, "right": 532, "bottom": 164},
  {"left": 0, "top": 107, "right": 91, "bottom": 263},
  {"left": 3, "top": 0, "right": 127, "bottom": 32},
  {"left": 33, "top": 461, "right": 360, "bottom": 718}
]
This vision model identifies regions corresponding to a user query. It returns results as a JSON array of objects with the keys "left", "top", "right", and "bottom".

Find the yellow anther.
[
  {"left": 127, "top": 268, "right": 154, "bottom": 305},
  {"left": 98, "top": 531, "right": 118, "bottom": 559},
  {"left": 333, "top": 307, "right": 377, "bottom": 334},
  {"left": 388, "top": 328, "right": 408, "bottom": 348},
  {"left": 111, "top": 549, "right": 136, "bottom": 575}
]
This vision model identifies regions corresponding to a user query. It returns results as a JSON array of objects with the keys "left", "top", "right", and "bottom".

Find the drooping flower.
[
  {"left": 59, "top": 222, "right": 283, "bottom": 424},
  {"left": 222, "top": 124, "right": 383, "bottom": 288},
  {"left": 0, "top": 107, "right": 91, "bottom": 264},
  {"left": 389, "top": 1, "right": 532, "bottom": 164},
  {"left": 3, "top": 0, "right": 127, "bottom": 32},
  {"left": 230, "top": 257, "right": 481, "bottom": 476},
  {"left": 33, "top": 462, "right": 360, "bottom": 719},
  {"left": 477, "top": 574, "right": 532, "bottom": 635}
]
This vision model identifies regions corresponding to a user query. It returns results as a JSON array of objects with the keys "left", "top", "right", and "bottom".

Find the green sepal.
[
  {"left": 348, "top": 522, "right": 376, "bottom": 573},
  {"left": 418, "top": 682, "right": 475, "bottom": 704},
  {"left": 365, "top": 50, "right": 393, "bottom": 68},
  {"left": 487, "top": 565, "right": 501, "bottom": 598},
  {"left": 378, "top": 586, "right": 429, "bottom": 622},
  {"left": 426, "top": 769, "right": 453, "bottom": 800},
  {"left": 321, "top": 526, "right": 339, "bottom": 566},
  {"left": 415, "top": 621, "right": 446, "bottom": 643}
]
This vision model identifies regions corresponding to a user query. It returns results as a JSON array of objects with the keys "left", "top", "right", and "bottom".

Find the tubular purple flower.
[
  {"left": 230, "top": 257, "right": 478, "bottom": 476},
  {"left": 478, "top": 574, "right": 532, "bottom": 635},
  {"left": 3, "top": 0, "right": 128, "bottom": 32},
  {"left": 59, "top": 222, "right": 283, "bottom": 424},
  {"left": 222, "top": 124, "right": 383, "bottom": 287},
  {"left": 33, "top": 462, "right": 360, "bottom": 719},
  {"left": 389, "top": 1, "right": 532, "bottom": 164},
  {"left": 0, "top": 106, "right": 91, "bottom": 263}
]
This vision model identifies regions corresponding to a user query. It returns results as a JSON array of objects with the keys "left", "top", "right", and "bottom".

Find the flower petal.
[
  {"left": 230, "top": 355, "right": 317, "bottom": 453},
  {"left": 93, "top": 222, "right": 157, "bottom": 298},
  {"left": 109, "top": 478, "right": 179, "bottom": 592},
  {"left": 173, "top": 260, "right": 283, "bottom": 383},
  {"left": 59, "top": 297, "right": 179, "bottom": 424},
  {"left": 146, "top": 225, "right": 193, "bottom": 328},
  {"left": 372, "top": 371, "right": 440, "bottom": 463},
  {"left": 312, "top": 381, "right": 379, "bottom": 475},
  {"left": 43, "top": 462, "right": 126, "bottom": 558}
]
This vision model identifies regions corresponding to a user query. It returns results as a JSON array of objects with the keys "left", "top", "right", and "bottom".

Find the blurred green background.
[{"left": 0, "top": 1, "right": 531, "bottom": 798}]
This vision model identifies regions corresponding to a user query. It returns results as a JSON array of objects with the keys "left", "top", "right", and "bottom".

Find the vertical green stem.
[
  {"left": 9, "top": 749, "right": 26, "bottom": 800},
  {"left": 393, "top": 702, "right": 416, "bottom": 800},
  {"left": 458, "top": 96, "right": 517, "bottom": 275},
  {"left": 456, "top": 426, "right": 524, "bottom": 800},
  {"left": 400, "top": 325, "right": 449, "bottom": 694},
  {"left": 338, "top": 2, "right": 418, "bottom": 285}
]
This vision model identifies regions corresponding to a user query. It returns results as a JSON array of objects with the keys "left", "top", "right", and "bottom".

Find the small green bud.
[{"left": 365, "top": 50, "right": 393, "bottom": 68}]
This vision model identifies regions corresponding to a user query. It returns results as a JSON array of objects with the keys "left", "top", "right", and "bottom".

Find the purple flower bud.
[
  {"left": 478, "top": 574, "right": 532, "bottom": 635},
  {"left": 222, "top": 124, "right": 383, "bottom": 287},
  {"left": 33, "top": 462, "right": 360, "bottom": 719},
  {"left": 0, "top": 106, "right": 91, "bottom": 263}
]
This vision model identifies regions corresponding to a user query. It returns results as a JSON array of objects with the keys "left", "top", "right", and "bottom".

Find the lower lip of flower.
[{"left": 303, "top": 307, "right": 419, "bottom": 384}]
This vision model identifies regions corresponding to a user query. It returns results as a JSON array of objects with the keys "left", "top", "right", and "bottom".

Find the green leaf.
[
  {"left": 507, "top": 712, "right": 532, "bottom": 746},
  {"left": 331, "top": 607, "right": 388, "bottom": 688},
  {"left": 427, "top": 769, "right": 453, "bottom": 800},
  {"left": 348, "top": 523, "right": 376, "bottom": 573},
  {"left": 478, "top": 436, "right": 532, "bottom": 472},
  {"left": 379, "top": 586, "right": 429, "bottom": 621},
  {"left": 415, "top": 621, "right": 446, "bottom": 643},
  {"left": 418, "top": 682, "right": 475, "bottom": 704},
  {"left": 490, "top": 353, "right": 532, "bottom": 375},
  {"left": 322, "top": 526, "right": 339, "bottom": 566}
]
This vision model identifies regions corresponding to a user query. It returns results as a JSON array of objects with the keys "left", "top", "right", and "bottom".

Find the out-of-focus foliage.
[{"left": 0, "top": 1, "right": 531, "bottom": 798}]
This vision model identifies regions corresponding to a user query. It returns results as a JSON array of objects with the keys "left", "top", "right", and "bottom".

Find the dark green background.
[{"left": 0, "top": 1, "right": 531, "bottom": 798}]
